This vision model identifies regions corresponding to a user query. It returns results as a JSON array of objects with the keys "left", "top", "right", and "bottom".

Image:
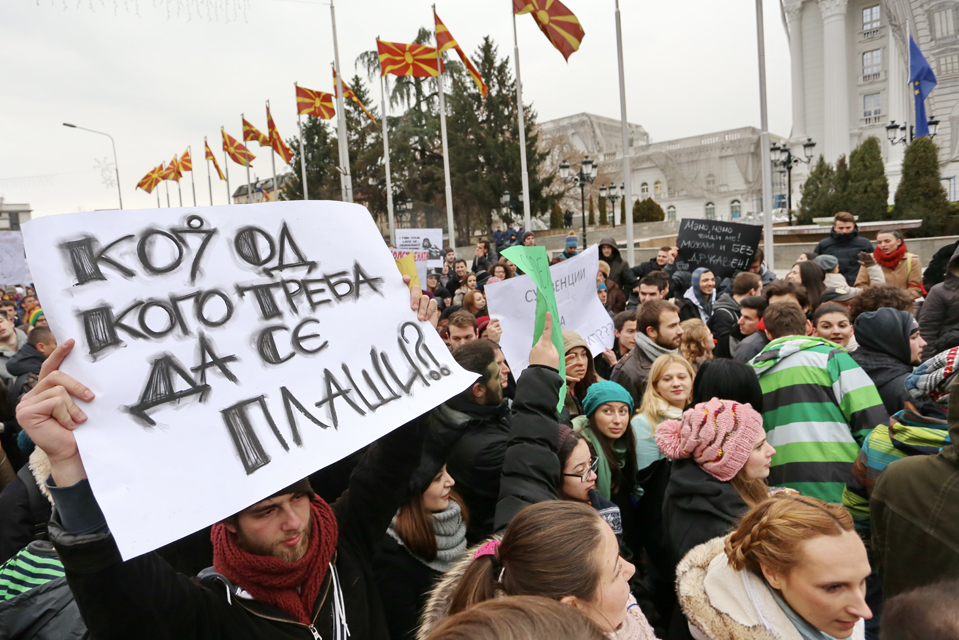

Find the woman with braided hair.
[{"left": 675, "top": 494, "right": 871, "bottom": 639}]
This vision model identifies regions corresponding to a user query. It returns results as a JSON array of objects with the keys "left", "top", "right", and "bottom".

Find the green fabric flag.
[{"left": 501, "top": 246, "right": 567, "bottom": 413}]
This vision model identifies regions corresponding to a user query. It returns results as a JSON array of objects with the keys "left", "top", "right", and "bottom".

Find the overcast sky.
[{"left": 1, "top": 0, "right": 793, "bottom": 218}]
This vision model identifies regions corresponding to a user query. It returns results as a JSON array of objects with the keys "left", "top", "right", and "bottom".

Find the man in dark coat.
[
  {"left": 872, "top": 389, "right": 959, "bottom": 599},
  {"left": 598, "top": 237, "right": 630, "bottom": 289},
  {"left": 471, "top": 241, "right": 496, "bottom": 274},
  {"left": 919, "top": 242, "right": 959, "bottom": 360},
  {"left": 429, "top": 340, "right": 510, "bottom": 544},
  {"left": 6, "top": 327, "right": 56, "bottom": 406},
  {"left": 851, "top": 308, "right": 925, "bottom": 417},
  {"left": 611, "top": 300, "right": 683, "bottom": 408},
  {"left": 923, "top": 238, "right": 959, "bottom": 289},
  {"left": 707, "top": 272, "right": 762, "bottom": 343},
  {"left": 813, "top": 212, "right": 874, "bottom": 286},
  {"left": 19, "top": 290, "right": 439, "bottom": 640}
]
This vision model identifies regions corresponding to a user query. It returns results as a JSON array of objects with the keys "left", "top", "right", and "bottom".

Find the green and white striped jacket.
[{"left": 751, "top": 335, "right": 887, "bottom": 503}]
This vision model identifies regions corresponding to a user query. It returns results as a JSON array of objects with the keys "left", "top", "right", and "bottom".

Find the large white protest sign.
[
  {"left": 395, "top": 228, "right": 444, "bottom": 284},
  {"left": 0, "top": 231, "right": 31, "bottom": 284},
  {"left": 23, "top": 201, "right": 475, "bottom": 560},
  {"left": 485, "top": 245, "right": 614, "bottom": 374}
]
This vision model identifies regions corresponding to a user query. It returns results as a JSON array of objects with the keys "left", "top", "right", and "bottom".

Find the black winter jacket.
[
  {"left": 373, "top": 536, "right": 441, "bottom": 640},
  {"left": 813, "top": 226, "right": 874, "bottom": 286},
  {"left": 0, "top": 574, "right": 88, "bottom": 640},
  {"left": 6, "top": 343, "right": 44, "bottom": 405},
  {"left": 47, "top": 417, "right": 429, "bottom": 640},
  {"left": 431, "top": 397, "right": 511, "bottom": 544},
  {"left": 707, "top": 293, "right": 740, "bottom": 341},
  {"left": 0, "top": 463, "right": 50, "bottom": 564},
  {"left": 851, "top": 307, "right": 915, "bottom": 417},
  {"left": 920, "top": 243, "right": 959, "bottom": 360},
  {"left": 599, "top": 238, "right": 631, "bottom": 289},
  {"left": 923, "top": 239, "right": 959, "bottom": 289}
]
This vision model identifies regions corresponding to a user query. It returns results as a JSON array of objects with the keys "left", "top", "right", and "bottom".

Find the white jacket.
[{"left": 676, "top": 537, "right": 865, "bottom": 640}]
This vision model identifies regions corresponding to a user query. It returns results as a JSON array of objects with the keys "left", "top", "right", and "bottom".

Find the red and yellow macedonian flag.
[
  {"left": 161, "top": 155, "right": 181, "bottom": 182},
  {"left": 136, "top": 164, "right": 164, "bottom": 194},
  {"left": 242, "top": 118, "right": 271, "bottom": 148},
  {"left": 179, "top": 148, "right": 193, "bottom": 172},
  {"left": 513, "top": 0, "right": 585, "bottom": 61},
  {"left": 296, "top": 84, "right": 336, "bottom": 120},
  {"left": 222, "top": 129, "right": 256, "bottom": 167},
  {"left": 333, "top": 68, "right": 377, "bottom": 125},
  {"left": 266, "top": 105, "right": 294, "bottom": 164},
  {"left": 434, "top": 11, "right": 489, "bottom": 98},
  {"left": 377, "top": 40, "right": 442, "bottom": 77},
  {"left": 205, "top": 140, "right": 226, "bottom": 181}
]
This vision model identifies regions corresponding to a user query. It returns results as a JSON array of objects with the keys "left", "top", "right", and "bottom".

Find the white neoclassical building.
[
  {"left": 540, "top": 113, "right": 787, "bottom": 223},
  {"left": 781, "top": 0, "right": 959, "bottom": 202}
]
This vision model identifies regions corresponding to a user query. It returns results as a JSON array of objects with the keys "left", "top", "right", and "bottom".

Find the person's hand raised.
[
  {"left": 16, "top": 339, "right": 94, "bottom": 486},
  {"left": 486, "top": 318, "right": 503, "bottom": 344},
  {"left": 529, "top": 312, "right": 559, "bottom": 370},
  {"left": 404, "top": 275, "right": 439, "bottom": 329}
]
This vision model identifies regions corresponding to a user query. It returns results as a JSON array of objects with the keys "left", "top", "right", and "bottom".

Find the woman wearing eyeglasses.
[{"left": 492, "top": 314, "right": 625, "bottom": 545}]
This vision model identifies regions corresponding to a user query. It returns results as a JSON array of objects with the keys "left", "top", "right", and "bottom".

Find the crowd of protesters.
[{"left": 1, "top": 210, "right": 959, "bottom": 640}]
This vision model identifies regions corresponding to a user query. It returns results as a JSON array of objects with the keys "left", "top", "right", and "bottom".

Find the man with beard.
[
  {"left": 611, "top": 300, "right": 684, "bottom": 407},
  {"left": 14, "top": 286, "right": 439, "bottom": 640}
]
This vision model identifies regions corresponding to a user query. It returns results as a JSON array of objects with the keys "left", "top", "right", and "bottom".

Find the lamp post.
[
  {"left": 396, "top": 198, "right": 413, "bottom": 228},
  {"left": 599, "top": 183, "right": 624, "bottom": 229},
  {"left": 769, "top": 138, "right": 815, "bottom": 226},
  {"left": 63, "top": 122, "right": 123, "bottom": 209},
  {"left": 500, "top": 190, "right": 524, "bottom": 230},
  {"left": 886, "top": 117, "right": 939, "bottom": 146},
  {"left": 559, "top": 157, "right": 596, "bottom": 248}
]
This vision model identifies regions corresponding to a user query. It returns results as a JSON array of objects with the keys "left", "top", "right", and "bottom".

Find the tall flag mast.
[
  {"left": 330, "top": 0, "right": 353, "bottom": 203},
  {"left": 512, "top": 0, "right": 586, "bottom": 233},
  {"left": 377, "top": 38, "right": 442, "bottom": 245},
  {"left": 614, "top": 0, "right": 634, "bottom": 264}
]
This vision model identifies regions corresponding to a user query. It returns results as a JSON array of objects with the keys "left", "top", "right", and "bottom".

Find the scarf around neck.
[
  {"left": 635, "top": 332, "right": 675, "bottom": 364},
  {"left": 387, "top": 499, "right": 467, "bottom": 573},
  {"left": 212, "top": 498, "right": 338, "bottom": 625},
  {"left": 767, "top": 581, "right": 844, "bottom": 640},
  {"left": 875, "top": 242, "right": 907, "bottom": 270},
  {"left": 576, "top": 425, "right": 630, "bottom": 500}
]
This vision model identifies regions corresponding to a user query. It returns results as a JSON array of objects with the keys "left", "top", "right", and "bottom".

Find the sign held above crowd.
[
  {"left": 674, "top": 219, "right": 762, "bottom": 279},
  {"left": 23, "top": 201, "right": 475, "bottom": 560}
]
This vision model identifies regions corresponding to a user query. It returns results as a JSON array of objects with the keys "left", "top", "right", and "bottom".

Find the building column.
[
  {"left": 785, "top": 1, "right": 806, "bottom": 140},
  {"left": 818, "top": 0, "right": 850, "bottom": 162}
]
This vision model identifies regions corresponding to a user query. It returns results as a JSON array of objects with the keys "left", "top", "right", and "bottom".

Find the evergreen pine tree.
[
  {"left": 797, "top": 156, "right": 835, "bottom": 225},
  {"left": 598, "top": 195, "right": 608, "bottom": 225},
  {"left": 588, "top": 194, "right": 595, "bottom": 225},
  {"left": 282, "top": 116, "right": 341, "bottom": 202},
  {"left": 633, "top": 198, "right": 665, "bottom": 223},
  {"left": 846, "top": 138, "right": 888, "bottom": 222},
  {"left": 894, "top": 137, "right": 950, "bottom": 235},
  {"left": 551, "top": 202, "right": 563, "bottom": 229},
  {"left": 832, "top": 154, "right": 850, "bottom": 214}
]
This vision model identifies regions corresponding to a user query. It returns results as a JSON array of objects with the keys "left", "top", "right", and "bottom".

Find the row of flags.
[{"left": 134, "top": 0, "right": 586, "bottom": 200}]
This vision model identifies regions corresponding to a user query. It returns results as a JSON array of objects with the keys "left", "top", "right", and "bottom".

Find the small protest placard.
[
  {"left": 485, "top": 245, "right": 614, "bottom": 378},
  {"left": 0, "top": 231, "right": 31, "bottom": 284},
  {"left": 674, "top": 219, "right": 762, "bottom": 279},
  {"left": 23, "top": 201, "right": 475, "bottom": 560},
  {"left": 395, "top": 229, "right": 443, "bottom": 284}
]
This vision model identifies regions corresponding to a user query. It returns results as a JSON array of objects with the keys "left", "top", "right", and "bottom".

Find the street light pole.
[
  {"left": 770, "top": 137, "right": 815, "bottom": 225},
  {"left": 63, "top": 122, "right": 123, "bottom": 209},
  {"left": 560, "top": 157, "right": 596, "bottom": 248}
]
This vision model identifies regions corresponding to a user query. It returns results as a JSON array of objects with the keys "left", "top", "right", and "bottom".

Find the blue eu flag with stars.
[{"left": 910, "top": 35, "right": 937, "bottom": 138}]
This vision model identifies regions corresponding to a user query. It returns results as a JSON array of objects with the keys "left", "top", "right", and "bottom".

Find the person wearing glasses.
[{"left": 491, "top": 314, "right": 624, "bottom": 545}]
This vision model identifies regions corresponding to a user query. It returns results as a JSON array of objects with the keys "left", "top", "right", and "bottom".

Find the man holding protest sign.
[{"left": 17, "top": 284, "right": 442, "bottom": 640}]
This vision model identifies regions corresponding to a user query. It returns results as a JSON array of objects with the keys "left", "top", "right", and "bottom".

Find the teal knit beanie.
[{"left": 582, "top": 380, "right": 634, "bottom": 418}]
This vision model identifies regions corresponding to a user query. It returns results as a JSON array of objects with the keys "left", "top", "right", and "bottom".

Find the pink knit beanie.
[{"left": 655, "top": 398, "right": 764, "bottom": 481}]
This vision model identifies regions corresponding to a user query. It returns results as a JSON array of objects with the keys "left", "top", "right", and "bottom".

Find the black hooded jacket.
[
  {"left": 6, "top": 343, "right": 44, "bottom": 404},
  {"left": 851, "top": 308, "right": 915, "bottom": 417},
  {"left": 813, "top": 226, "right": 873, "bottom": 286},
  {"left": 920, "top": 243, "right": 959, "bottom": 360},
  {"left": 599, "top": 238, "right": 630, "bottom": 289}
]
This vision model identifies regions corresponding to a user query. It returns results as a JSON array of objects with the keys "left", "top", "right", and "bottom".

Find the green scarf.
[{"left": 573, "top": 417, "right": 629, "bottom": 500}]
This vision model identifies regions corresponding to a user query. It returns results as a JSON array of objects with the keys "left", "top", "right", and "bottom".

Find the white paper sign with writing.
[
  {"left": 23, "top": 201, "right": 475, "bottom": 560},
  {"left": 0, "top": 231, "right": 31, "bottom": 284},
  {"left": 485, "top": 245, "right": 614, "bottom": 374}
]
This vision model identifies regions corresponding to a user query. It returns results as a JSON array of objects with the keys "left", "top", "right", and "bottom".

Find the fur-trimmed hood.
[
  {"left": 416, "top": 536, "right": 658, "bottom": 640},
  {"left": 676, "top": 537, "right": 865, "bottom": 640},
  {"left": 28, "top": 447, "right": 54, "bottom": 506}
]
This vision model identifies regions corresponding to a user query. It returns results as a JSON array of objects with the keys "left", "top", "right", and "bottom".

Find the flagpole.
[
  {"left": 157, "top": 191, "right": 161, "bottom": 208},
  {"left": 512, "top": 12, "right": 532, "bottom": 234},
  {"left": 175, "top": 154, "right": 183, "bottom": 207},
  {"left": 222, "top": 127, "right": 231, "bottom": 204},
  {"left": 164, "top": 179, "right": 171, "bottom": 207},
  {"left": 267, "top": 101, "right": 277, "bottom": 203},
  {"left": 614, "top": 0, "right": 635, "bottom": 265},
  {"left": 241, "top": 114, "right": 252, "bottom": 205},
  {"left": 380, "top": 72, "right": 396, "bottom": 245},
  {"left": 189, "top": 146, "right": 197, "bottom": 206},
  {"left": 434, "top": 6, "right": 457, "bottom": 252},
  {"left": 205, "top": 138, "right": 213, "bottom": 206},
  {"left": 296, "top": 83, "right": 309, "bottom": 200},
  {"left": 330, "top": 0, "right": 353, "bottom": 203},
  {"left": 755, "top": 0, "right": 775, "bottom": 267}
]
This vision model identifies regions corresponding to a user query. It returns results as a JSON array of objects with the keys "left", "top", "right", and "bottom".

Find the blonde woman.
[
  {"left": 678, "top": 319, "right": 714, "bottom": 373},
  {"left": 631, "top": 353, "right": 694, "bottom": 473}
]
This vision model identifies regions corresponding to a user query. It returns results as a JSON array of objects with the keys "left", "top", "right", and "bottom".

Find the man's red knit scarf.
[
  {"left": 211, "top": 498, "right": 338, "bottom": 625},
  {"left": 875, "top": 242, "right": 907, "bottom": 270}
]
